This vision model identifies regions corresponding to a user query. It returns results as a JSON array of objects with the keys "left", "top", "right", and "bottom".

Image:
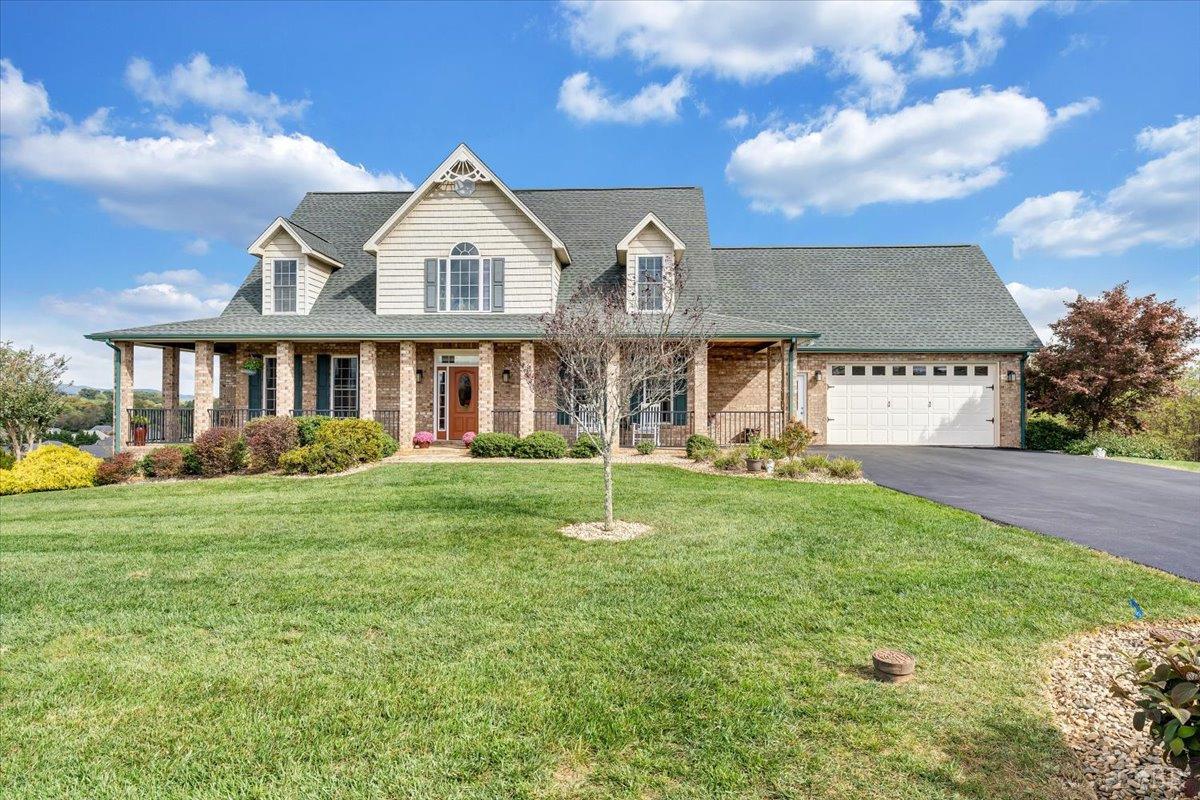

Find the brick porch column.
[
  {"left": 359, "top": 341, "right": 377, "bottom": 420},
  {"left": 233, "top": 344, "right": 250, "bottom": 409},
  {"left": 218, "top": 353, "right": 235, "bottom": 408},
  {"left": 518, "top": 341, "right": 535, "bottom": 437},
  {"left": 162, "top": 346, "right": 180, "bottom": 441},
  {"left": 690, "top": 342, "right": 708, "bottom": 436},
  {"left": 276, "top": 341, "right": 295, "bottom": 416},
  {"left": 302, "top": 351, "right": 317, "bottom": 411},
  {"left": 114, "top": 341, "right": 134, "bottom": 450},
  {"left": 477, "top": 341, "right": 494, "bottom": 434},
  {"left": 193, "top": 341, "right": 214, "bottom": 437},
  {"left": 397, "top": 341, "right": 416, "bottom": 447}
]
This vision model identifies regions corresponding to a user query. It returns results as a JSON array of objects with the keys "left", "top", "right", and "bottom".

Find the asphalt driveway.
[{"left": 816, "top": 446, "right": 1200, "bottom": 582}]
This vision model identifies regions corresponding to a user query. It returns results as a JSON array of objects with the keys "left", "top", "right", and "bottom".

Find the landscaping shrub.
[
  {"left": 413, "top": 431, "right": 434, "bottom": 447},
  {"left": 761, "top": 437, "right": 787, "bottom": 461},
  {"left": 0, "top": 444, "right": 100, "bottom": 495},
  {"left": 779, "top": 422, "right": 815, "bottom": 458},
  {"left": 296, "top": 416, "right": 331, "bottom": 446},
  {"left": 800, "top": 454, "right": 830, "bottom": 473},
  {"left": 774, "top": 459, "right": 806, "bottom": 479},
  {"left": 827, "top": 457, "right": 863, "bottom": 479},
  {"left": 243, "top": 416, "right": 300, "bottom": 472},
  {"left": 568, "top": 433, "right": 601, "bottom": 458},
  {"left": 1112, "top": 631, "right": 1199, "bottom": 796},
  {"left": 143, "top": 446, "right": 185, "bottom": 478},
  {"left": 0, "top": 451, "right": 15, "bottom": 471},
  {"left": 1063, "top": 430, "right": 1181, "bottom": 460},
  {"left": 279, "top": 441, "right": 354, "bottom": 475},
  {"left": 514, "top": 431, "right": 568, "bottom": 459},
  {"left": 1026, "top": 412, "right": 1083, "bottom": 451},
  {"left": 95, "top": 452, "right": 139, "bottom": 485},
  {"left": 635, "top": 439, "right": 656, "bottom": 455},
  {"left": 180, "top": 445, "right": 202, "bottom": 476},
  {"left": 685, "top": 434, "right": 716, "bottom": 459},
  {"left": 314, "top": 418, "right": 397, "bottom": 462},
  {"left": 713, "top": 448, "right": 744, "bottom": 471},
  {"left": 462, "top": 431, "right": 476, "bottom": 447},
  {"left": 689, "top": 444, "right": 718, "bottom": 463},
  {"left": 192, "top": 427, "right": 247, "bottom": 477},
  {"left": 470, "top": 432, "right": 519, "bottom": 458}
]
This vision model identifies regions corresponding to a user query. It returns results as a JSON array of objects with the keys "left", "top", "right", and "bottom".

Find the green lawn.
[
  {"left": 1112, "top": 455, "right": 1200, "bottom": 472},
  {"left": 2, "top": 464, "right": 1197, "bottom": 800}
]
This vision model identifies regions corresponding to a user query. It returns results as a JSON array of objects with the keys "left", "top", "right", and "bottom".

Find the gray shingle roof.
[
  {"left": 87, "top": 188, "right": 1038, "bottom": 351},
  {"left": 712, "top": 245, "right": 1040, "bottom": 351}
]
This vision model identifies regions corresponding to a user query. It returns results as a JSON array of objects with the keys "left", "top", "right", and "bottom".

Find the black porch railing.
[
  {"left": 621, "top": 412, "right": 692, "bottom": 448},
  {"left": 708, "top": 411, "right": 784, "bottom": 446},
  {"left": 127, "top": 408, "right": 193, "bottom": 444},
  {"left": 373, "top": 409, "right": 402, "bottom": 441},
  {"left": 492, "top": 409, "right": 520, "bottom": 435},
  {"left": 208, "top": 408, "right": 268, "bottom": 429},
  {"left": 295, "top": 408, "right": 358, "bottom": 419}
]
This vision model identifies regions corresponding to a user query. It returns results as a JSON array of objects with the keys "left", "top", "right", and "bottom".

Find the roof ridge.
[
  {"left": 283, "top": 217, "right": 334, "bottom": 244},
  {"left": 713, "top": 243, "right": 978, "bottom": 250},
  {"left": 302, "top": 186, "right": 702, "bottom": 196}
]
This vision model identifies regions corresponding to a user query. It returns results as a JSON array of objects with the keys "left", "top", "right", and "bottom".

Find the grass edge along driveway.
[{"left": 2, "top": 462, "right": 1197, "bottom": 800}]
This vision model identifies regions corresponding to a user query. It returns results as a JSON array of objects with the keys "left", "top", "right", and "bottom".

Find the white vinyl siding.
[
  {"left": 625, "top": 224, "right": 675, "bottom": 313},
  {"left": 375, "top": 183, "right": 556, "bottom": 314},
  {"left": 260, "top": 229, "right": 333, "bottom": 315}
]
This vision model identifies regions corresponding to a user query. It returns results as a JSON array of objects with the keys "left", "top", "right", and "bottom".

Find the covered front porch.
[{"left": 108, "top": 339, "right": 796, "bottom": 451}]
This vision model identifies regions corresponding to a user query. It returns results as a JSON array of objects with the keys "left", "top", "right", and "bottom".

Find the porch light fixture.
[
  {"left": 1006, "top": 369, "right": 1016, "bottom": 384},
  {"left": 501, "top": 368, "right": 512, "bottom": 384},
  {"left": 416, "top": 368, "right": 424, "bottom": 384},
  {"left": 812, "top": 370, "right": 822, "bottom": 383}
]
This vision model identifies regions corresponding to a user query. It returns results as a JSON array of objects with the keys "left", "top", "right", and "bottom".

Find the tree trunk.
[
  {"left": 4, "top": 425, "right": 22, "bottom": 461},
  {"left": 602, "top": 449, "right": 614, "bottom": 531}
]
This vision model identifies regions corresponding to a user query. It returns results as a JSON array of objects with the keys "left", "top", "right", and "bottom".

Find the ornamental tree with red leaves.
[{"left": 1028, "top": 283, "right": 1198, "bottom": 433}]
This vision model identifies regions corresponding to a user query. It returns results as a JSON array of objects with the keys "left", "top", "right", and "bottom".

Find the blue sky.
[{"left": 1, "top": 0, "right": 1197, "bottom": 390}]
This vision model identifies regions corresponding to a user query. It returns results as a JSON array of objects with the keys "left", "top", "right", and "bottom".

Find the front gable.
[{"left": 369, "top": 145, "right": 568, "bottom": 315}]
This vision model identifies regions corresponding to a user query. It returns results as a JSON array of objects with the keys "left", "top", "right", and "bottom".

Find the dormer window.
[
  {"left": 636, "top": 256, "right": 664, "bottom": 311},
  {"left": 273, "top": 260, "right": 298, "bottom": 313},
  {"left": 424, "top": 243, "right": 505, "bottom": 313}
]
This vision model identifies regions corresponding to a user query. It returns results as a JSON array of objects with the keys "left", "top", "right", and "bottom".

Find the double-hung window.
[
  {"left": 332, "top": 356, "right": 358, "bottom": 417},
  {"left": 263, "top": 357, "right": 278, "bottom": 415},
  {"left": 273, "top": 259, "right": 298, "bottom": 313},
  {"left": 427, "top": 243, "right": 504, "bottom": 313},
  {"left": 636, "top": 256, "right": 664, "bottom": 311}
]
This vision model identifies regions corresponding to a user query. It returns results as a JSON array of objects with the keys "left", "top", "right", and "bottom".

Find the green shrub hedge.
[
  {"left": 192, "top": 427, "right": 247, "bottom": 477},
  {"left": 685, "top": 434, "right": 716, "bottom": 458},
  {"left": 568, "top": 433, "right": 601, "bottom": 458},
  {"left": 279, "top": 441, "right": 355, "bottom": 475},
  {"left": 296, "top": 416, "right": 331, "bottom": 446},
  {"left": 142, "top": 446, "right": 186, "bottom": 478},
  {"left": 314, "top": 418, "right": 397, "bottom": 461},
  {"left": 244, "top": 416, "right": 300, "bottom": 472},
  {"left": 514, "top": 431, "right": 568, "bottom": 459},
  {"left": 0, "top": 445, "right": 100, "bottom": 495},
  {"left": 95, "top": 452, "right": 139, "bottom": 485},
  {"left": 1026, "top": 412, "right": 1083, "bottom": 451},
  {"left": 470, "top": 432, "right": 519, "bottom": 458},
  {"left": 1063, "top": 431, "right": 1181, "bottom": 460}
]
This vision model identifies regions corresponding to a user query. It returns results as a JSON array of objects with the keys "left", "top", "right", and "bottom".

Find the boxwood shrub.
[
  {"left": 470, "top": 432, "right": 519, "bottom": 458},
  {"left": 1026, "top": 412, "right": 1083, "bottom": 452},
  {"left": 685, "top": 434, "right": 716, "bottom": 458},
  {"left": 568, "top": 433, "right": 602, "bottom": 458},
  {"left": 296, "top": 416, "right": 331, "bottom": 446},
  {"left": 513, "top": 431, "right": 568, "bottom": 459},
  {"left": 1063, "top": 430, "right": 1181, "bottom": 460},
  {"left": 279, "top": 441, "right": 355, "bottom": 475},
  {"left": 313, "top": 418, "right": 397, "bottom": 461}
]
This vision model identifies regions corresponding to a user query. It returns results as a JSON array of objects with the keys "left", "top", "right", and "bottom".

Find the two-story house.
[{"left": 87, "top": 144, "right": 1040, "bottom": 452}]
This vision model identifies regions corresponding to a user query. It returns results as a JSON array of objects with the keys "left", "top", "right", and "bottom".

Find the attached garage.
[{"left": 826, "top": 362, "right": 998, "bottom": 446}]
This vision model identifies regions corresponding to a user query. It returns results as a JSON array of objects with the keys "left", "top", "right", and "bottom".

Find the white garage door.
[{"left": 826, "top": 362, "right": 997, "bottom": 446}]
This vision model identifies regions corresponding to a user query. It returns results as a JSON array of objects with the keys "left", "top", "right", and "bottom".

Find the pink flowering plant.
[
  {"left": 462, "top": 431, "right": 476, "bottom": 446},
  {"left": 412, "top": 431, "right": 434, "bottom": 447}
]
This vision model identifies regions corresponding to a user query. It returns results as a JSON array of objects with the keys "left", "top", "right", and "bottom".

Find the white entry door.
[{"left": 826, "top": 362, "right": 997, "bottom": 446}]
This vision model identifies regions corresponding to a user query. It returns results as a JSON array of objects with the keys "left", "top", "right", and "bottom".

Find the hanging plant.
[{"left": 240, "top": 356, "right": 264, "bottom": 375}]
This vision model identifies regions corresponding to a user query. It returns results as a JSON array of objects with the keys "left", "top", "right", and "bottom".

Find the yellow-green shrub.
[{"left": 0, "top": 444, "right": 100, "bottom": 495}]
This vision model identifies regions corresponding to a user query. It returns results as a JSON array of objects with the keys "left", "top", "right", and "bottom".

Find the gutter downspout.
[
  {"left": 786, "top": 338, "right": 797, "bottom": 422},
  {"left": 1019, "top": 352, "right": 1028, "bottom": 449},
  {"left": 104, "top": 339, "right": 123, "bottom": 454}
]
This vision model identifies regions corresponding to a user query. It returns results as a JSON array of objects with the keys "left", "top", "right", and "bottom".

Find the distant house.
[
  {"left": 80, "top": 440, "right": 114, "bottom": 458},
  {"left": 89, "top": 425, "right": 114, "bottom": 440}
]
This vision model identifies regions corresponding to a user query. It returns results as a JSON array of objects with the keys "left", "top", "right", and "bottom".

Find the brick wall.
[{"left": 707, "top": 344, "right": 785, "bottom": 414}]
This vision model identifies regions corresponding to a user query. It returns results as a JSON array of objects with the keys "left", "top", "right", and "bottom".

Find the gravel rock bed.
[
  {"left": 1047, "top": 621, "right": 1199, "bottom": 800},
  {"left": 559, "top": 520, "right": 651, "bottom": 542}
]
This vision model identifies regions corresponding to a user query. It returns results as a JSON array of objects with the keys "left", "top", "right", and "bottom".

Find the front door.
[{"left": 448, "top": 366, "right": 478, "bottom": 441}]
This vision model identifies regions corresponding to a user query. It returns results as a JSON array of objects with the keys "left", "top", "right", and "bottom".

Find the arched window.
[
  {"left": 444, "top": 242, "right": 486, "bottom": 311},
  {"left": 451, "top": 242, "right": 479, "bottom": 257}
]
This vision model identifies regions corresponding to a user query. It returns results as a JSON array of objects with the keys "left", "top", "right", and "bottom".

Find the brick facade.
[{"left": 193, "top": 341, "right": 215, "bottom": 437}]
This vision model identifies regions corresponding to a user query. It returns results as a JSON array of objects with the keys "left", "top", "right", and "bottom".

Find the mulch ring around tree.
[
  {"left": 558, "top": 520, "right": 651, "bottom": 542},
  {"left": 1047, "top": 619, "right": 1200, "bottom": 800}
]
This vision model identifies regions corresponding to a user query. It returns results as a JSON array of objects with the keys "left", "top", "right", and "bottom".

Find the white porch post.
[
  {"left": 193, "top": 341, "right": 214, "bottom": 437},
  {"left": 478, "top": 341, "right": 494, "bottom": 434},
  {"left": 518, "top": 341, "right": 535, "bottom": 437},
  {"left": 359, "top": 341, "right": 377, "bottom": 420}
]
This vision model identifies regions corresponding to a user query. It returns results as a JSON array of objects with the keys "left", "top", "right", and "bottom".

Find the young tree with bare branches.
[{"left": 532, "top": 266, "right": 710, "bottom": 531}]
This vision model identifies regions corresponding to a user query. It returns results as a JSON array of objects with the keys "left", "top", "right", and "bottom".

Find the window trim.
[
  {"left": 436, "top": 243, "right": 494, "bottom": 313},
  {"left": 635, "top": 255, "right": 665, "bottom": 312},
  {"left": 272, "top": 259, "right": 299, "bottom": 314},
  {"left": 263, "top": 356, "right": 278, "bottom": 414}
]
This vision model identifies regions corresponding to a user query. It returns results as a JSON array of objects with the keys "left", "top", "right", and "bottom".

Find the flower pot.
[
  {"left": 415, "top": 441, "right": 431, "bottom": 449},
  {"left": 240, "top": 368, "right": 258, "bottom": 376},
  {"left": 745, "top": 458, "right": 764, "bottom": 472},
  {"left": 133, "top": 426, "right": 147, "bottom": 447}
]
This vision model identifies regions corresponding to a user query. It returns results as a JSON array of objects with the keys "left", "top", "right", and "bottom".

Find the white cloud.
[
  {"left": 0, "top": 59, "right": 53, "bottom": 136},
  {"left": 724, "top": 110, "right": 751, "bottom": 130},
  {"left": 184, "top": 238, "right": 210, "bottom": 256},
  {"left": 0, "top": 58, "right": 411, "bottom": 244},
  {"left": 1006, "top": 281, "right": 1079, "bottom": 342},
  {"left": 996, "top": 116, "right": 1200, "bottom": 257},
  {"left": 557, "top": 72, "right": 689, "bottom": 124},
  {"left": 125, "top": 54, "right": 309, "bottom": 123},
  {"left": 726, "top": 87, "right": 1095, "bottom": 217},
  {"left": 936, "top": 0, "right": 1059, "bottom": 72}
]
